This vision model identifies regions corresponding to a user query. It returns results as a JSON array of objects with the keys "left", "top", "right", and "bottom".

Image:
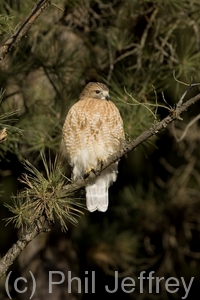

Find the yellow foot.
[
  {"left": 85, "top": 166, "right": 94, "bottom": 174},
  {"left": 84, "top": 167, "right": 95, "bottom": 179},
  {"left": 98, "top": 158, "right": 104, "bottom": 164},
  {"left": 97, "top": 158, "right": 104, "bottom": 171}
]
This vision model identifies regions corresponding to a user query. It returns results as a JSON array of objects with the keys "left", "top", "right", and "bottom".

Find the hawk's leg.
[
  {"left": 83, "top": 167, "right": 95, "bottom": 179},
  {"left": 97, "top": 158, "right": 104, "bottom": 172},
  {"left": 83, "top": 159, "right": 104, "bottom": 179}
]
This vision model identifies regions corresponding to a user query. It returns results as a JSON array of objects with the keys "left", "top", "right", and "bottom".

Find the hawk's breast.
[{"left": 62, "top": 98, "right": 124, "bottom": 179}]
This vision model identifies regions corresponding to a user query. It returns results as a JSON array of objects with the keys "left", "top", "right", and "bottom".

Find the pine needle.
[{"left": 4, "top": 152, "right": 84, "bottom": 231}]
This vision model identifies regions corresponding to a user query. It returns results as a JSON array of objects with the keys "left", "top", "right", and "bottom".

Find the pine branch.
[
  {"left": 65, "top": 91, "right": 200, "bottom": 193},
  {"left": 0, "top": 0, "right": 51, "bottom": 60},
  {"left": 0, "top": 89, "right": 200, "bottom": 279},
  {"left": 0, "top": 217, "right": 49, "bottom": 278}
]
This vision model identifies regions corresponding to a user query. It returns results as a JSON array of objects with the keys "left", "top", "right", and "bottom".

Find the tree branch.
[
  {"left": 0, "top": 0, "right": 51, "bottom": 60},
  {"left": 1, "top": 91, "right": 200, "bottom": 279},
  {"left": 65, "top": 92, "right": 200, "bottom": 193},
  {"left": 0, "top": 217, "right": 48, "bottom": 278}
]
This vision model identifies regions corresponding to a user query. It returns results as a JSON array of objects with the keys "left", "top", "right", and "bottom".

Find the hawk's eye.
[{"left": 95, "top": 90, "right": 101, "bottom": 94}]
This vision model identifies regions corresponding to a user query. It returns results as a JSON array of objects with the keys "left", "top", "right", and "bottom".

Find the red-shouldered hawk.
[{"left": 62, "top": 82, "right": 125, "bottom": 212}]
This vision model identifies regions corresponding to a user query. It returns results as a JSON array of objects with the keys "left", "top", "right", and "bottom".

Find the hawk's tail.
[
  {"left": 85, "top": 164, "right": 118, "bottom": 212},
  {"left": 86, "top": 181, "right": 108, "bottom": 212}
]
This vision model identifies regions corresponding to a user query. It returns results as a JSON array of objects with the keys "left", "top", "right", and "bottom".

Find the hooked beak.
[{"left": 102, "top": 91, "right": 110, "bottom": 100}]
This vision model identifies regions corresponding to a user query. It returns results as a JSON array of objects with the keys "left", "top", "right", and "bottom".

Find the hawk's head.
[{"left": 80, "top": 82, "right": 110, "bottom": 101}]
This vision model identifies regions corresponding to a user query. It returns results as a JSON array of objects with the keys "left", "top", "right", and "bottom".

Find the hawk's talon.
[
  {"left": 97, "top": 158, "right": 104, "bottom": 172},
  {"left": 84, "top": 167, "right": 95, "bottom": 179}
]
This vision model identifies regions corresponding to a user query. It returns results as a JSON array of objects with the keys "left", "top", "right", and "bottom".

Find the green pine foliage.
[{"left": 4, "top": 153, "right": 84, "bottom": 231}]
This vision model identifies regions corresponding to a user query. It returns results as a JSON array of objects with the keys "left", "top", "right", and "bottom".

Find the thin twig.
[
  {"left": 177, "top": 85, "right": 194, "bottom": 108},
  {"left": 173, "top": 71, "right": 200, "bottom": 107},
  {"left": 173, "top": 113, "right": 200, "bottom": 142},
  {"left": 0, "top": 0, "right": 51, "bottom": 60},
  {"left": 137, "top": 7, "right": 159, "bottom": 69}
]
